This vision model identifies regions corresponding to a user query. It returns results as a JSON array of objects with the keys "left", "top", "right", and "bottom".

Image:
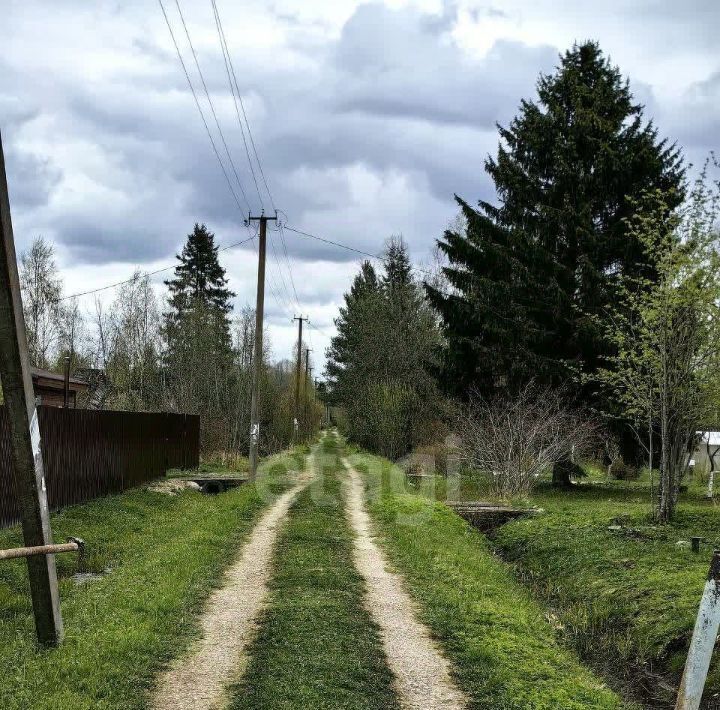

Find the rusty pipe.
[{"left": 0, "top": 537, "right": 84, "bottom": 561}]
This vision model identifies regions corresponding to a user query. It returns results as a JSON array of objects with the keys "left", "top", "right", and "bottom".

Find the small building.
[{"left": 31, "top": 367, "right": 89, "bottom": 408}]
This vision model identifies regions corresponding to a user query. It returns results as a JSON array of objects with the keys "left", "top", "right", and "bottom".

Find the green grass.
[
  {"left": 230, "top": 436, "right": 399, "bottom": 710},
  {"left": 0, "top": 448, "right": 303, "bottom": 710},
  {"left": 392, "top": 451, "right": 720, "bottom": 705},
  {"left": 491, "top": 480, "right": 720, "bottom": 704},
  {"left": 350, "top": 450, "right": 627, "bottom": 710}
]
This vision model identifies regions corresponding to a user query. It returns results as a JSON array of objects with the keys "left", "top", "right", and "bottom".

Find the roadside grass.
[
  {"left": 491, "top": 482, "right": 720, "bottom": 704},
  {"left": 347, "top": 449, "right": 625, "bottom": 710},
  {"left": 0, "top": 448, "right": 303, "bottom": 710},
  {"left": 387, "top": 448, "right": 720, "bottom": 705},
  {"left": 230, "top": 436, "right": 399, "bottom": 710}
]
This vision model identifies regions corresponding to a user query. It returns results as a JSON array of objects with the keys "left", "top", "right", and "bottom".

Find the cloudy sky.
[{"left": 2, "top": 0, "right": 719, "bottom": 370}]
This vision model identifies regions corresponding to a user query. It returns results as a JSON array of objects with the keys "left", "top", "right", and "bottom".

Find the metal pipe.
[
  {"left": 676, "top": 550, "right": 720, "bottom": 709},
  {"left": 0, "top": 537, "right": 84, "bottom": 561}
]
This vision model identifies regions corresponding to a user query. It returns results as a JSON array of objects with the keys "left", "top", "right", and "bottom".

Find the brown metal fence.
[{"left": 0, "top": 406, "right": 199, "bottom": 528}]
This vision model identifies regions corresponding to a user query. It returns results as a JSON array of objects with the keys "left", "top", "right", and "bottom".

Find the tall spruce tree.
[
  {"left": 326, "top": 239, "right": 443, "bottom": 458},
  {"left": 162, "top": 224, "right": 236, "bottom": 441},
  {"left": 325, "top": 260, "right": 380, "bottom": 407},
  {"left": 426, "top": 42, "right": 684, "bottom": 403}
]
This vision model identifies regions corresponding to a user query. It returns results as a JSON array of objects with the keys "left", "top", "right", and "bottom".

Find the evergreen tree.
[
  {"left": 325, "top": 260, "right": 380, "bottom": 406},
  {"left": 162, "top": 224, "right": 236, "bottom": 441},
  {"left": 326, "top": 239, "right": 443, "bottom": 458},
  {"left": 427, "top": 42, "right": 684, "bottom": 401},
  {"left": 164, "top": 224, "right": 234, "bottom": 335}
]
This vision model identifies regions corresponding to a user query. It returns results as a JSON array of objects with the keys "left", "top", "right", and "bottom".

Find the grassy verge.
[
  {"left": 230, "top": 435, "right": 399, "bottom": 710},
  {"left": 0, "top": 448, "right": 304, "bottom": 710},
  {"left": 350, "top": 449, "right": 627, "bottom": 710},
  {"left": 491, "top": 481, "right": 720, "bottom": 705}
]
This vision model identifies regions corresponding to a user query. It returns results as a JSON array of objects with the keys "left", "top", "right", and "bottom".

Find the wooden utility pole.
[
  {"left": 304, "top": 348, "right": 312, "bottom": 428},
  {"left": 248, "top": 211, "right": 276, "bottom": 481},
  {"left": 0, "top": 130, "right": 64, "bottom": 646},
  {"left": 292, "top": 315, "right": 308, "bottom": 438},
  {"left": 62, "top": 356, "right": 70, "bottom": 408}
]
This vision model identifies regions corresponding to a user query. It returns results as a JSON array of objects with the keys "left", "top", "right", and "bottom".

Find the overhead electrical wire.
[
  {"left": 210, "top": 0, "right": 275, "bottom": 211},
  {"left": 172, "top": 0, "right": 254, "bottom": 214},
  {"left": 157, "top": 0, "right": 246, "bottom": 216},
  {"left": 159, "top": 0, "right": 296, "bottom": 321},
  {"left": 211, "top": 0, "right": 301, "bottom": 311},
  {"left": 282, "top": 224, "right": 435, "bottom": 277},
  {"left": 210, "top": 0, "right": 264, "bottom": 209},
  {"left": 61, "top": 235, "right": 256, "bottom": 301}
]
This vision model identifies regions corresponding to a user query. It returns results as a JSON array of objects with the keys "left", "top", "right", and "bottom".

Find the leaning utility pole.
[
  {"left": 0, "top": 130, "right": 64, "bottom": 646},
  {"left": 247, "top": 211, "right": 276, "bottom": 481},
  {"left": 292, "top": 315, "right": 308, "bottom": 438}
]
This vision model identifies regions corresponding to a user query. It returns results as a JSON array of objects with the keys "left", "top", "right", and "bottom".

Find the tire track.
[
  {"left": 342, "top": 456, "right": 468, "bottom": 710},
  {"left": 151, "top": 466, "right": 314, "bottom": 710}
]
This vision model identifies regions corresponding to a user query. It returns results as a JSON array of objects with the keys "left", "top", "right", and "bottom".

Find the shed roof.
[
  {"left": 31, "top": 367, "right": 88, "bottom": 390},
  {"left": 698, "top": 431, "right": 720, "bottom": 446}
]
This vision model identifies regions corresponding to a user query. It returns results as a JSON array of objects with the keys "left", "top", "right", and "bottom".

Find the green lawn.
[
  {"left": 0, "top": 448, "right": 303, "bottom": 710},
  {"left": 230, "top": 435, "right": 399, "bottom": 710},
  {"left": 348, "top": 447, "right": 626, "bottom": 710}
]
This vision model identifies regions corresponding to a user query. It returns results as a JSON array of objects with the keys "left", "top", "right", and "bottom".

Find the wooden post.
[
  {"left": 304, "top": 347, "right": 311, "bottom": 435},
  {"left": 0, "top": 129, "right": 64, "bottom": 646},
  {"left": 248, "top": 212, "right": 276, "bottom": 481},
  {"left": 292, "top": 315, "right": 308, "bottom": 440},
  {"left": 63, "top": 355, "right": 70, "bottom": 408},
  {"left": 676, "top": 551, "right": 720, "bottom": 709}
]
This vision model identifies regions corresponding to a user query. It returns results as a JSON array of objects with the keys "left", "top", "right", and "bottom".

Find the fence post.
[{"left": 676, "top": 550, "right": 720, "bottom": 710}]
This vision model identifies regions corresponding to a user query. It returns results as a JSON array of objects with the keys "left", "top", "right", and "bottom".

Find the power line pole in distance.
[
  {"left": 247, "top": 211, "right": 276, "bottom": 481},
  {"left": 292, "top": 315, "right": 308, "bottom": 440},
  {"left": 304, "top": 347, "right": 312, "bottom": 432},
  {"left": 0, "top": 130, "right": 64, "bottom": 646}
]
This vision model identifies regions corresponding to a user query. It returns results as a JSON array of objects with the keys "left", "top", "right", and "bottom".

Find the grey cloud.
[{"left": 0, "top": 0, "right": 717, "bottom": 277}]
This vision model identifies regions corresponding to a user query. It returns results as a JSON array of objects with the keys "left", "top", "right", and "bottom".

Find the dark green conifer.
[{"left": 427, "top": 41, "right": 684, "bottom": 400}]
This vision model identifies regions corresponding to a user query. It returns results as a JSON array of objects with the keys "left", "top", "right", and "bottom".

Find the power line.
[
  {"left": 210, "top": 0, "right": 264, "bottom": 209},
  {"left": 172, "top": 0, "right": 254, "bottom": 213},
  {"left": 157, "top": 0, "right": 247, "bottom": 216},
  {"left": 210, "top": 1, "right": 301, "bottom": 309},
  {"left": 282, "top": 224, "right": 434, "bottom": 277},
  {"left": 211, "top": 0, "right": 275, "bottom": 211},
  {"left": 282, "top": 225, "right": 382, "bottom": 261},
  {"left": 61, "top": 235, "right": 257, "bottom": 301},
  {"left": 276, "top": 220, "right": 301, "bottom": 309}
]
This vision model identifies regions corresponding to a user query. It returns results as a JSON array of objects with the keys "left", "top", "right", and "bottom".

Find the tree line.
[
  {"left": 325, "top": 41, "right": 720, "bottom": 523},
  {"left": 12, "top": 223, "right": 322, "bottom": 456}
]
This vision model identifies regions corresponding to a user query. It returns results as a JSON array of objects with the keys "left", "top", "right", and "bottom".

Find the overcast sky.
[{"left": 2, "top": 0, "right": 719, "bottom": 370}]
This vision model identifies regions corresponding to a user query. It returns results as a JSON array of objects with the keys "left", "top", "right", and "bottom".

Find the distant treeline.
[{"left": 14, "top": 223, "right": 321, "bottom": 455}]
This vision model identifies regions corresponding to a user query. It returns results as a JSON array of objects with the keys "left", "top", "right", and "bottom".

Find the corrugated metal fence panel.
[{"left": 0, "top": 407, "right": 200, "bottom": 528}]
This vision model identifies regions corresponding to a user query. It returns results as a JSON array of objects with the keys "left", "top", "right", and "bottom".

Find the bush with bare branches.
[{"left": 456, "top": 385, "right": 600, "bottom": 498}]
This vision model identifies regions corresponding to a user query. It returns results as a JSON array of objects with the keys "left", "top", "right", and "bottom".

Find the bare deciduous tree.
[
  {"left": 19, "top": 236, "right": 62, "bottom": 368},
  {"left": 456, "top": 385, "right": 599, "bottom": 498}
]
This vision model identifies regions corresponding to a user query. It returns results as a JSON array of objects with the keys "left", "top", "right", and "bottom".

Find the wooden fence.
[{"left": 0, "top": 406, "right": 199, "bottom": 528}]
